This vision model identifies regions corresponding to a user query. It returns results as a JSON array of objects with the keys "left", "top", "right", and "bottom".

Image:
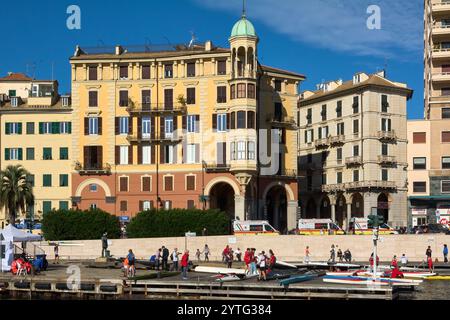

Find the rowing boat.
[
  {"left": 194, "top": 266, "right": 246, "bottom": 275},
  {"left": 323, "top": 275, "right": 422, "bottom": 285},
  {"left": 326, "top": 270, "right": 435, "bottom": 279},
  {"left": 279, "top": 274, "right": 317, "bottom": 286},
  {"left": 297, "top": 262, "right": 361, "bottom": 268},
  {"left": 425, "top": 275, "right": 450, "bottom": 280}
]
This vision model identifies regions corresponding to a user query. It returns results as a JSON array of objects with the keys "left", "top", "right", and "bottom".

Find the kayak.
[
  {"left": 297, "top": 262, "right": 361, "bottom": 268},
  {"left": 194, "top": 266, "right": 246, "bottom": 275},
  {"left": 323, "top": 275, "right": 422, "bottom": 285},
  {"left": 326, "top": 270, "right": 435, "bottom": 279},
  {"left": 279, "top": 274, "right": 317, "bottom": 286},
  {"left": 425, "top": 275, "right": 450, "bottom": 280}
]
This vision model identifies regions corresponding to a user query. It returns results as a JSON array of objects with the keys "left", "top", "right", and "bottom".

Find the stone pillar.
[
  {"left": 83, "top": 64, "right": 87, "bottom": 81},
  {"left": 173, "top": 61, "right": 178, "bottom": 78},
  {"left": 331, "top": 203, "right": 336, "bottom": 222},
  {"left": 234, "top": 195, "right": 246, "bottom": 221},
  {"left": 316, "top": 204, "right": 321, "bottom": 218},
  {"left": 211, "top": 58, "right": 216, "bottom": 76},
  {"left": 128, "top": 63, "right": 133, "bottom": 80},
  {"left": 98, "top": 64, "right": 103, "bottom": 81},
  {"left": 136, "top": 63, "right": 140, "bottom": 80},
  {"left": 346, "top": 203, "right": 352, "bottom": 231},
  {"left": 287, "top": 201, "right": 298, "bottom": 231}
]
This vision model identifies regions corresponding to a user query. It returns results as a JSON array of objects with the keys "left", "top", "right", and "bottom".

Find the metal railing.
[
  {"left": 204, "top": 162, "right": 231, "bottom": 172},
  {"left": 345, "top": 156, "right": 362, "bottom": 166},
  {"left": 377, "top": 155, "right": 397, "bottom": 164},
  {"left": 126, "top": 103, "right": 186, "bottom": 114},
  {"left": 75, "top": 162, "right": 111, "bottom": 175},
  {"left": 322, "top": 180, "right": 397, "bottom": 193},
  {"left": 329, "top": 135, "right": 345, "bottom": 145},
  {"left": 314, "top": 138, "right": 330, "bottom": 148}
]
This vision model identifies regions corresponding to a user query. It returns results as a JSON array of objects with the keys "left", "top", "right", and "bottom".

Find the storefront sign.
[{"left": 411, "top": 209, "right": 427, "bottom": 216}]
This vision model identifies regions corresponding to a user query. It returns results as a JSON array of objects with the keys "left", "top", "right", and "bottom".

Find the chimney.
[
  {"left": 205, "top": 40, "right": 212, "bottom": 51},
  {"left": 115, "top": 45, "right": 124, "bottom": 55}
]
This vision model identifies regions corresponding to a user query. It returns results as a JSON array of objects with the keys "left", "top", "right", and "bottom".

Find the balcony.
[
  {"left": 377, "top": 130, "right": 396, "bottom": 141},
  {"left": 432, "top": 1, "right": 450, "bottom": 14},
  {"left": 345, "top": 156, "right": 362, "bottom": 167},
  {"left": 267, "top": 114, "right": 297, "bottom": 129},
  {"left": 277, "top": 169, "right": 299, "bottom": 178},
  {"left": 322, "top": 184, "right": 346, "bottom": 193},
  {"left": 329, "top": 135, "right": 345, "bottom": 146},
  {"left": 203, "top": 162, "right": 230, "bottom": 173},
  {"left": 75, "top": 162, "right": 111, "bottom": 176},
  {"left": 432, "top": 72, "right": 450, "bottom": 82},
  {"left": 433, "top": 23, "right": 450, "bottom": 36},
  {"left": 127, "top": 133, "right": 183, "bottom": 144},
  {"left": 432, "top": 48, "right": 450, "bottom": 59},
  {"left": 378, "top": 155, "right": 397, "bottom": 165},
  {"left": 345, "top": 180, "right": 396, "bottom": 191},
  {"left": 126, "top": 103, "right": 186, "bottom": 115},
  {"left": 314, "top": 138, "right": 330, "bottom": 149}
]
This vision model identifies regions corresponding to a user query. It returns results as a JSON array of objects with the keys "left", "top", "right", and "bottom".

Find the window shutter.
[
  {"left": 138, "top": 145, "right": 142, "bottom": 164},
  {"left": 97, "top": 146, "right": 103, "bottom": 167},
  {"left": 115, "top": 146, "right": 120, "bottom": 165},
  {"left": 139, "top": 201, "right": 144, "bottom": 212},
  {"left": 195, "top": 144, "right": 200, "bottom": 163},
  {"left": 115, "top": 118, "right": 119, "bottom": 135},
  {"left": 182, "top": 115, "right": 186, "bottom": 130},
  {"left": 247, "top": 111, "right": 255, "bottom": 129},
  {"left": 212, "top": 114, "right": 217, "bottom": 131},
  {"left": 195, "top": 115, "right": 200, "bottom": 133},
  {"left": 160, "top": 117, "right": 165, "bottom": 137},
  {"left": 84, "top": 146, "right": 90, "bottom": 168},
  {"left": 98, "top": 118, "right": 102, "bottom": 135},
  {"left": 52, "top": 122, "right": 60, "bottom": 134},
  {"left": 18, "top": 123, "right": 22, "bottom": 134},
  {"left": 142, "top": 177, "right": 151, "bottom": 192},
  {"left": 18, "top": 148, "right": 23, "bottom": 160},
  {"left": 84, "top": 118, "right": 89, "bottom": 135},
  {"left": 165, "top": 176, "right": 173, "bottom": 191},
  {"left": 5, "top": 148, "right": 10, "bottom": 160},
  {"left": 128, "top": 117, "right": 133, "bottom": 134},
  {"left": 138, "top": 117, "right": 142, "bottom": 139},
  {"left": 5, "top": 123, "right": 10, "bottom": 135},
  {"left": 128, "top": 146, "right": 133, "bottom": 164},
  {"left": 174, "top": 116, "right": 178, "bottom": 130},
  {"left": 231, "top": 112, "right": 235, "bottom": 129},
  {"left": 160, "top": 146, "right": 165, "bottom": 164},
  {"left": 227, "top": 113, "right": 231, "bottom": 130},
  {"left": 151, "top": 146, "right": 156, "bottom": 164},
  {"left": 68, "top": 122, "right": 72, "bottom": 134},
  {"left": 150, "top": 116, "right": 155, "bottom": 139},
  {"left": 173, "top": 145, "right": 177, "bottom": 164},
  {"left": 39, "top": 122, "right": 43, "bottom": 134}
]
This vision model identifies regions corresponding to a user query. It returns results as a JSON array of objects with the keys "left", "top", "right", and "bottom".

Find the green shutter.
[
  {"left": 60, "top": 147, "right": 68, "bottom": 160},
  {"left": 68, "top": 122, "right": 72, "bottom": 133},
  {"left": 5, "top": 148, "right": 10, "bottom": 160},
  {"left": 59, "top": 201, "right": 69, "bottom": 210},
  {"left": 43, "top": 174, "right": 52, "bottom": 187},
  {"left": 18, "top": 148, "right": 23, "bottom": 160},
  {"left": 39, "top": 122, "right": 43, "bottom": 134},
  {"left": 43, "top": 201, "right": 52, "bottom": 214},
  {"left": 52, "top": 122, "right": 60, "bottom": 134},
  {"left": 5, "top": 123, "right": 10, "bottom": 135},
  {"left": 18, "top": 123, "right": 22, "bottom": 134}
]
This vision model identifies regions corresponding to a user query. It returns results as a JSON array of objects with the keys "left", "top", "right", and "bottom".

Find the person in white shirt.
[
  {"left": 400, "top": 254, "right": 408, "bottom": 267},
  {"left": 257, "top": 251, "right": 268, "bottom": 281},
  {"left": 171, "top": 248, "right": 180, "bottom": 271}
]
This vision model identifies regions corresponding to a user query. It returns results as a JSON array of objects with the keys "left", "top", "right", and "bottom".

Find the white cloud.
[{"left": 195, "top": 0, "right": 422, "bottom": 58}]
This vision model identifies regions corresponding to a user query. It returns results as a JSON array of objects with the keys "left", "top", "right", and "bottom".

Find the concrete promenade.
[{"left": 34, "top": 234, "right": 450, "bottom": 262}]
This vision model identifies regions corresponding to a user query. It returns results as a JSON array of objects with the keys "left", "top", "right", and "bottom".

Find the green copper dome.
[{"left": 230, "top": 16, "right": 257, "bottom": 38}]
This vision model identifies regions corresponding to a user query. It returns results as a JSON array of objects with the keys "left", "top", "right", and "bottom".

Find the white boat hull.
[{"left": 194, "top": 266, "right": 246, "bottom": 275}]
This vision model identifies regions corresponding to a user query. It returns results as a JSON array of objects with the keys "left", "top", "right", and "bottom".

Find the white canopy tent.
[{"left": 0, "top": 224, "right": 42, "bottom": 272}]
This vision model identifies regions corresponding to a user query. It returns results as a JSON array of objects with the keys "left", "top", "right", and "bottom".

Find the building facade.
[
  {"left": 0, "top": 73, "right": 72, "bottom": 228},
  {"left": 69, "top": 14, "right": 304, "bottom": 232},
  {"left": 298, "top": 72, "right": 412, "bottom": 228}
]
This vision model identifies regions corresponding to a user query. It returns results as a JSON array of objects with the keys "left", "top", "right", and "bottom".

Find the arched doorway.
[
  {"left": 377, "top": 193, "right": 389, "bottom": 222},
  {"left": 209, "top": 182, "right": 235, "bottom": 220},
  {"left": 265, "top": 186, "right": 287, "bottom": 233},
  {"left": 335, "top": 194, "right": 346, "bottom": 228},
  {"left": 305, "top": 199, "right": 316, "bottom": 218},
  {"left": 320, "top": 196, "right": 331, "bottom": 218},
  {"left": 351, "top": 193, "right": 364, "bottom": 218}
]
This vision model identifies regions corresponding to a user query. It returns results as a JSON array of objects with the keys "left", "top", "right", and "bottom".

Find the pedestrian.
[
  {"left": 329, "top": 245, "right": 336, "bottom": 263},
  {"left": 181, "top": 250, "right": 190, "bottom": 280},
  {"left": 54, "top": 243, "right": 59, "bottom": 264},
  {"left": 444, "top": 244, "right": 448, "bottom": 263},
  {"left": 101, "top": 233, "right": 108, "bottom": 258},
  {"left": 161, "top": 246, "right": 169, "bottom": 271},
  {"left": 344, "top": 249, "right": 351, "bottom": 263},
  {"left": 171, "top": 248, "right": 180, "bottom": 271},
  {"left": 304, "top": 246, "right": 311, "bottom": 263},
  {"left": 250, "top": 248, "right": 257, "bottom": 275},
  {"left": 267, "top": 249, "right": 276, "bottom": 274},
  {"left": 222, "top": 245, "right": 230, "bottom": 263},
  {"left": 235, "top": 248, "right": 242, "bottom": 262},
  {"left": 391, "top": 255, "right": 398, "bottom": 269},
  {"left": 195, "top": 249, "right": 201, "bottom": 262},
  {"left": 203, "top": 244, "right": 210, "bottom": 262},
  {"left": 426, "top": 246, "right": 432, "bottom": 260},
  {"left": 369, "top": 253, "right": 379, "bottom": 272},
  {"left": 155, "top": 248, "right": 161, "bottom": 270},
  {"left": 257, "top": 251, "right": 268, "bottom": 281},
  {"left": 337, "top": 248, "right": 343, "bottom": 262},
  {"left": 427, "top": 255, "right": 434, "bottom": 273},
  {"left": 244, "top": 248, "right": 251, "bottom": 274},
  {"left": 226, "top": 250, "right": 233, "bottom": 268},
  {"left": 400, "top": 254, "right": 408, "bottom": 267},
  {"left": 126, "top": 249, "right": 136, "bottom": 277}
]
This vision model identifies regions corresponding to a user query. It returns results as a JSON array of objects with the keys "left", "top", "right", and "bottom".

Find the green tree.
[{"left": 0, "top": 165, "right": 34, "bottom": 223}]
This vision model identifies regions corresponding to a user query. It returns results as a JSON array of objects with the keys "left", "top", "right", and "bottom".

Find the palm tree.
[{"left": 0, "top": 165, "right": 34, "bottom": 224}]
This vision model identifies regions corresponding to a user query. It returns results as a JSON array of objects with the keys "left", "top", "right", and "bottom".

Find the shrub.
[
  {"left": 126, "top": 208, "right": 229, "bottom": 238},
  {"left": 42, "top": 208, "right": 121, "bottom": 240}
]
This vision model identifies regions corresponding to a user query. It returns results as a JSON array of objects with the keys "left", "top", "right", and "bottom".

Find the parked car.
[{"left": 413, "top": 224, "right": 450, "bottom": 234}]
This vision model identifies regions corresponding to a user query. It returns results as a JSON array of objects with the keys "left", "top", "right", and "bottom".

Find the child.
[{"left": 195, "top": 249, "right": 201, "bottom": 262}]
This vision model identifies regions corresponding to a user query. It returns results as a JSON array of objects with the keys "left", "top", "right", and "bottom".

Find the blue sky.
[{"left": 0, "top": 0, "right": 424, "bottom": 118}]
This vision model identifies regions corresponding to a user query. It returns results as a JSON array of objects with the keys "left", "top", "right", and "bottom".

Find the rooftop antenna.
[
  {"left": 242, "top": 0, "right": 247, "bottom": 17},
  {"left": 383, "top": 57, "right": 388, "bottom": 77},
  {"left": 188, "top": 31, "right": 197, "bottom": 48}
]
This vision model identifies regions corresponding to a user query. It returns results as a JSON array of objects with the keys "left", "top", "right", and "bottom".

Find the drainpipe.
[
  {"left": 155, "top": 59, "right": 160, "bottom": 212},
  {"left": 256, "top": 67, "right": 263, "bottom": 220}
]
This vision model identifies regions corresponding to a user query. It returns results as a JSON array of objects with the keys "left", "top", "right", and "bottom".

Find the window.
[
  {"left": 305, "top": 129, "right": 314, "bottom": 143},
  {"left": 5, "top": 123, "right": 21, "bottom": 135},
  {"left": 39, "top": 122, "right": 52, "bottom": 134},
  {"left": 443, "top": 108, "right": 450, "bottom": 119},
  {"left": 5, "top": 148, "right": 22, "bottom": 161},
  {"left": 306, "top": 108, "right": 312, "bottom": 124},
  {"left": 186, "top": 88, "right": 196, "bottom": 104},
  {"left": 8, "top": 89, "right": 16, "bottom": 97},
  {"left": 164, "top": 89, "right": 173, "bottom": 109},
  {"left": 413, "top": 132, "right": 426, "bottom": 143},
  {"left": 60, "top": 147, "right": 69, "bottom": 160},
  {"left": 43, "top": 201, "right": 52, "bottom": 215},
  {"left": 90, "top": 204, "right": 97, "bottom": 210},
  {"left": 274, "top": 103, "right": 282, "bottom": 121},
  {"left": 337, "top": 148, "right": 342, "bottom": 161},
  {"left": 217, "top": 114, "right": 227, "bottom": 132},
  {"left": 119, "top": 65, "right": 128, "bottom": 79},
  {"left": 164, "top": 145, "right": 174, "bottom": 164},
  {"left": 353, "top": 145, "right": 359, "bottom": 156},
  {"left": 59, "top": 174, "right": 68, "bottom": 187},
  {"left": 413, "top": 182, "right": 426, "bottom": 193},
  {"left": 217, "top": 60, "right": 226, "bottom": 75},
  {"left": 247, "top": 84, "right": 255, "bottom": 99},
  {"left": 381, "top": 118, "right": 392, "bottom": 132},
  {"left": 230, "top": 85, "right": 236, "bottom": 99},
  {"left": 248, "top": 141, "right": 256, "bottom": 160},
  {"left": 119, "top": 90, "right": 129, "bottom": 106},
  {"left": 120, "top": 146, "right": 129, "bottom": 165},
  {"left": 164, "top": 64, "right": 173, "bottom": 78},
  {"left": 442, "top": 131, "right": 450, "bottom": 143},
  {"left": 186, "top": 175, "right": 196, "bottom": 191},
  {"left": 142, "top": 146, "right": 151, "bottom": 165},
  {"left": 353, "top": 119, "right": 359, "bottom": 134},
  {"left": 442, "top": 181, "right": 450, "bottom": 193},
  {"left": 142, "top": 176, "right": 151, "bottom": 192},
  {"left": 353, "top": 170, "right": 360, "bottom": 182},
  {"left": 381, "top": 144, "right": 388, "bottom": 156},
  {"left": 274, "top": 80, "right": 282, "bottom": 92},
  {"left": 164, "top": 116, "right": 174, "bottom": 138},
  {"left": 337, "top": 172, "right": 343, "bottom": 184},
  {"left": 230, "top": 142, "right": 236, "bottom": 160},
  {"left": 142, "top": 117, "right": 151, "bottom": 138},
  {"left": 89, "top": 91, "right": 98, "bottom": 107},
  {"left": 381, "top": 95, "right": 389, "bottom": 113},
  {"left": 59, "top": 201, "right": 69, "bottom": 210},
  {"left": 164, "top": 176, "right": 174, "bottom": 191},
  {"left": 187, "top": 115, "right": 197, "bottom": 133},
  {"left": 413, "top": 157, "right": 427, "bottom": 170},
  {"left": 26, "top": 122, "right": 34, "bottom": 135},
  {"left": 237, "top": 141, "right": 246, "bottom": 160},
  {"left": 353, "top": 96, "right": 359, "bottom": 113},
  {"left": 119, "top": 117, "right": 129, "bottom": 135},
  {"left": 89, "top": 184, "right": 97, "bottom": 192},
  {"left": 60, "top": 122, "right": 71, "bottom": 134},
  {"left": 142, "top": 65, "right": 151, "bottom": 79},
  {"left": 217, "top": 86, "right": 227, "bottom": 103},
  {"left": 443, "top": 88, "right": 450, "bottom": 96},
  {"left": 120, "top": 201, "right": 128, "bottom": 212},
  {"left": 321, "top": 151, "right": 328, "bottom": 163},
  {"left": 26, "top": 148, "right": 34, "bottom": 160},
  {"left": 119, "top": 176, "right": 128, "bottom": 192},
  {"left": 164, "top": 200, "right": 172, "bottom": 210},
  {"left": 187, "top": 200, "right": 195, "bottom": 209},
  {"left": 89, "top": 118, "right": 99, "bottom": 135},
  {"left": 247, "top": 111, "right": 255, "bottom": 129},
  {"left": 142, "top": 90, "right": 151, "bottom": 106},
  {"left": 88, "top": 66, "right": 97, "bottom": 80},
  {"left": 43, "top": 148, "right": 52, "bottom": 160},
  {"left": 381, "top": 169, "right": 388, "bottom": 181},
  {"left": 337, "top": 122, "right": 345, "bottom": 135},
  {"left": 186, "top": 144, "right": 197, "bottom": 164},
  {"left": 321, "top": 105, "right": 327, "bottom": 121},
  {"left": 318, "top": 126, "right": 329, "bottom": 139},
  {"left": 43, "top": 174, "right": 52, "bottom": 187},
  {"left": 142, "top": 201, "right": 153, "bottom": 211},
  {"left": 237, "top": 83, "right": 246, "bottom": 98},
  {"left": 443, "top": 157, "right": 450, "bottom": 169},
  {"left": 336, "top": 101, "right": 342, "bottom": 118},
  {"left": 237, "top": 111, "right": 246, "bottom": 129},
  {"left": 187, "top": 63, "right": 196, "bottom": 77}
]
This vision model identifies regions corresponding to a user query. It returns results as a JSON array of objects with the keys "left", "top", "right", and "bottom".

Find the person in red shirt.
[
  {"left": 427, "top": 256, "right": 433, "bottom": 273},
  {"left": 391, "top": 255, "right": 398, "bottom": 269},
  {"left": 181, "top": 250, "right": 190, "bottom": 280},
  {"left": 369, "top": 253, "right": 379, "bottom": 272},
  {"left": 267, "top": 249, "right": 276, "bottom": 274},
  {"left": 244, "top": 248, "right": 251, "bottom": 273},
  {"left": 222, "top": 245, "right": 230, "bottom": 263}
]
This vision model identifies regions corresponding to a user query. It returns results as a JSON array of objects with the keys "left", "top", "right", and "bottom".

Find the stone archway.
[
  {"left": 209, "top": 182, "right": 236, "bottom": 221},
  {"left": 265, "top": 185, "right": 288, "bottom": 233},
  {"left": 305, "top": 199, "right": 316, "bottom": 218},
  {"left": 335, "top": 194, "right": 347, "bottom": 228},
  {"left": 351, "top": 193, "right": 364, "bottom": 218},
  {"left": 377, "top": 193, "right": 390, "bottom": 222},
  {"left": 320, "top": 196, "right": 331, "bottom": 218}
]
